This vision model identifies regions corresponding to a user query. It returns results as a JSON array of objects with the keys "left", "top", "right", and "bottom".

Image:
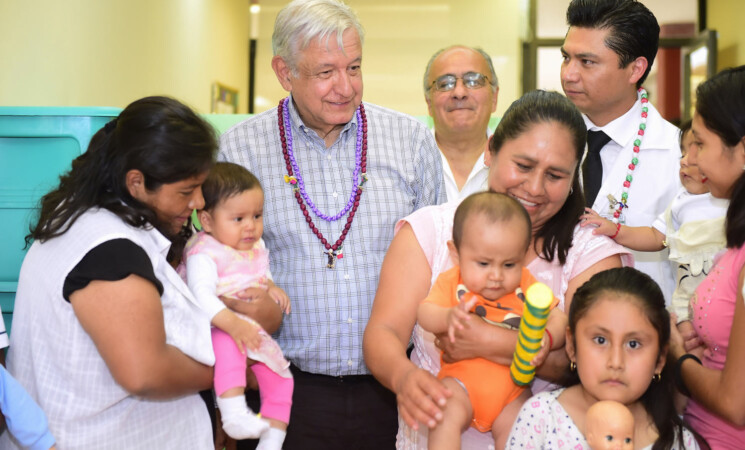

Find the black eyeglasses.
[{"left": 429, "top": 72, "right": 490, "bottom": 92}]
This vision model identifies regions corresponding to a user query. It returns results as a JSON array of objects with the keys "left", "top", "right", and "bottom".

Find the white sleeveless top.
[{"left": 2, "top": 208, "right": 213, "bottom": 449}]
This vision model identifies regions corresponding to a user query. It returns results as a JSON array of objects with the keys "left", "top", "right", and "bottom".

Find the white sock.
[
  {"left": 256, "top": 427, "right": 287, "bottom": 450},
  {"left": 216, "top": 395, "right": 270, "bottom": 440}
]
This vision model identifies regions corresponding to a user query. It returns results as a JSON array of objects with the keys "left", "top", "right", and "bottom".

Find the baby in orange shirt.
[{"left": 418, "top": 192, "right": 564, "bottom": 450}]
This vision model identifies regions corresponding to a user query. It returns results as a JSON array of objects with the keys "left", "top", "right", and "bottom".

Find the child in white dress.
[{"left": 581, "top": 121, "right": 728, "bottom": 337}]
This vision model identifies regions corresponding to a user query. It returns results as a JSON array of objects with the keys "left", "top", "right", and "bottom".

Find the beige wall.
[
  {"left": 1, "top": 0, "right": 742, "bottom": 117},
  {"left": 0, "top": 0, "right": 250, "bottom": 113},
  {"left": 0, "top": 0, "right": 524, "bottom": 118},
  {"left": 709, "top": 0, "right": 745, "bottom": 70},
  {"left": 252, "top": 0, "right": 525, "bottom": 118}
]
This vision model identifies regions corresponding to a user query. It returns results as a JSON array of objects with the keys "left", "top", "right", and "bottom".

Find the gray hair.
[
  {"left": 423, "top": 46, "right": 498, "bottom": 98},
  {"left": 272, "top": 0, "right": 365, "bottom": 74}
]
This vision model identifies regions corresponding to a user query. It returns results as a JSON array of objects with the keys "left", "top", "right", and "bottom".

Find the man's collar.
[
  {"left": 584, "top": 92, "right": 666, "bottom": 150},
  {"left": 285, "top": 94, "right": 358, "bottom": 141},
  {"left": 584, "top": 91, "right": 640, "bottom": 131}
]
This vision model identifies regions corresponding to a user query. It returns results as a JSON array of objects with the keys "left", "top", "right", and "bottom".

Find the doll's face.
[{"left": 585, "top": 400, "right": 634, "bottom": 450}]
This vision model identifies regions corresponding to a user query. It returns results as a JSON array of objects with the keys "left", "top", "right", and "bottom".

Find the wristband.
[
  {"left": 610, "top": 222, "right": 622, "bottom": 240},
  {"left": 675, "top": 353, "right": 702, "bottom": 397},
  {"left": 544, "top": 328, "right": 554, "bottom": 350}
]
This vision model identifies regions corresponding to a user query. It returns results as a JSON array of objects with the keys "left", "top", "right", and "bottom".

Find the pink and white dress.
[{"left": 180, "top": 232, "right": 290, "bottom": 377}]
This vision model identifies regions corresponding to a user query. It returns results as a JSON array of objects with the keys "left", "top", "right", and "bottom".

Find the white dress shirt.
[{"left": 582, "top": 93, "right": 681, "bottom": 305}]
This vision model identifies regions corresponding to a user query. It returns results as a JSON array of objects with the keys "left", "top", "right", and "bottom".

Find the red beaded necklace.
[
  {"left": 277, "top": 98, "right": 368, "bottom": 268},
  {"left": 608, "top": 87, "right": 648, "bottom": 224}
]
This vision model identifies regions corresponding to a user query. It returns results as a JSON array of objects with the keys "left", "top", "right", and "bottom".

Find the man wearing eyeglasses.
[{"left": 424, "top": 45, "right": 499, "bottom": 201}]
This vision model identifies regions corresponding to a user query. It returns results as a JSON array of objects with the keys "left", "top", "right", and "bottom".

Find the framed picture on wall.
[
  {"left": 211, "top": 82, "right": 239, "bottom": 114},
  {"left": 683, "top": 30, "right": 717, "bottom": 122}
]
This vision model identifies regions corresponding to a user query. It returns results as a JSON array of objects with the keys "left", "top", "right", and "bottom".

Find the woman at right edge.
[{"left": 670, "top": 66, "right": 745, "bottom": 449}]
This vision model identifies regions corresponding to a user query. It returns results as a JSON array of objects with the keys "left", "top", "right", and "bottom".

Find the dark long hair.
[
  {"left": 567, "top": 268, "right": 708, "bottom": 450},
  {"left": 566, "top": 0, "right": 659, "bottom": 88},
  {"left": 489, "top": 89, "right": 586, "bottom": 264},
  {"left": 695, "top": 65, "right": 745, "bottom": 248},
  {"left": 27, "top": 96, "right": 217, "bottom": 260}
]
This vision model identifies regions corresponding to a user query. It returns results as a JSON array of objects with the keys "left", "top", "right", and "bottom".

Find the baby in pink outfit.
[{"left": 180, "top": 162, "right": 293, "bottom": 450}]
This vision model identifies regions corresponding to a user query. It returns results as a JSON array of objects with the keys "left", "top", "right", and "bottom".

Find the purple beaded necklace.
[{"left": 278, "top": 97, "right": 368, "bottom": 268}]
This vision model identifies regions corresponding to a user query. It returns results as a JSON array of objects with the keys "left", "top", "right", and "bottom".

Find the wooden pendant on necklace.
[{"left": 326, "top": 248, "right": 343, "bottom": 269}]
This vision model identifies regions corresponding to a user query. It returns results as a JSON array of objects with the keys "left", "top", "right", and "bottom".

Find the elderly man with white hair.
[{"left": 219, "top": 0, "right": 444, "bottom": 448}]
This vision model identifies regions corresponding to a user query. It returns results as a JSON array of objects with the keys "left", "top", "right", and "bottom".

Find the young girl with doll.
[{"left": 507, "top": 267, "right": 704, "bottom": 449}]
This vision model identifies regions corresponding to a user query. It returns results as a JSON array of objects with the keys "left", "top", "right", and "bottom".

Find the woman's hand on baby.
[
  {"left": 220, "top": 288, "right": 274, "bottom": 317},
  {"left": 437, "top": 317, "right": 508, "bottom": 364},
  {"left": 219, "top": 289, "right": 283, "bottom": 335},
  {"left": 446, "top": 296, "right": 478, "bottom": 343},
  {"left": 267, "top": 285, "right": 291, "bottom": 314},
  {"left": 230, "top": 287, "right": 269, "bottom": 302},
  {"left": 669, "top": 314, "right": 688, "bottom": 359},
  {"left": 394, "top": 365, "right": 451, "bottom": 431},
  {"left": 677, "top": 319, "right": 704, "bottom": 354},
  {"left": 580, "top": 208, "right": 616, "bottom": 236}
]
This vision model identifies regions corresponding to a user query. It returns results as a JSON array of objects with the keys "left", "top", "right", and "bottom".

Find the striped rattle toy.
[{"left": 510, "top": 282, "right": 553, "bottom": 386}]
